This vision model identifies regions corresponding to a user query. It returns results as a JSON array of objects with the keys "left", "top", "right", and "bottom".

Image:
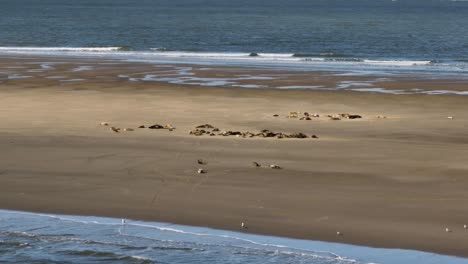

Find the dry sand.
[{"left": 1, "top": 56, "right": 468, "bottom": 257}]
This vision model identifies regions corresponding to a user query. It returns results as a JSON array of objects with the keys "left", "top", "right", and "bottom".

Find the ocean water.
[
  {"left": 0, "top": 0, "right": 468, "bottom": 74},
  {"left": 1, "top": 210, "right": 467, "bottom": 264}
]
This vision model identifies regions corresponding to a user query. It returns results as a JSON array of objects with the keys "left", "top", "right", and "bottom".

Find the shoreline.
[
  {"left": 1, "top": 49, "right": 468, "bottom": 79},
  {"left": 1, "top": 55, "right": 468, "bottom": 258},
  {"left": 2, "top": 209, "right": 468, "bottom": 264}
]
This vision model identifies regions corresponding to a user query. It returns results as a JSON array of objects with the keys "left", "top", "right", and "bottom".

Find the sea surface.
[
  {"left": 0, "top": 0, "right": 468, "bottom": 75},
  {"left": 1, "top": 210, "right": 467, "bottom": 264}
]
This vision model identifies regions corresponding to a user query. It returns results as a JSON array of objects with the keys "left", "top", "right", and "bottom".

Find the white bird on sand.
[
  {"left": 464, "top": 224, "right": 467, "bottom": 229},
  {"left": 336, "top": 231, "right": 342, "bottom": 236},
  {"left": 445, "top": 227, "right": 451, "bottom": 232},
  {"left": 241, "top": 222, "right": 246, "bottom": 229}
]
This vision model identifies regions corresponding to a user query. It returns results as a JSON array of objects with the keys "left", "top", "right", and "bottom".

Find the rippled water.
[
  {"left": 0, "top": 210, "right": 467, "bottom": 264},
  {"left": 0, "top": 0, "right": 468, "bottom": 75},
  {"left": 1, "top": 0, "right": 468, "bottom": 59}
]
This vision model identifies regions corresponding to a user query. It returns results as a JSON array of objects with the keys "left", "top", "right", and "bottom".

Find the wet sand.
[{"left": 1, "top": 56, "right": 468, "bottom": 258}]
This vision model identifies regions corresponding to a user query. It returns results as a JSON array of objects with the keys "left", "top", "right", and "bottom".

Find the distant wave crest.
[
  {"left": 0, "top": 46, "right": 456, "bottom": 73},
  {"left": 0, "top": 46, "right": 124, "bottom": 52}
]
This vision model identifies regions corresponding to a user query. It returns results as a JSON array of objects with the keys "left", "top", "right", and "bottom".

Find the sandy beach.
[{"left": 1, "top": 56, "right": 468, "bottom": 258}]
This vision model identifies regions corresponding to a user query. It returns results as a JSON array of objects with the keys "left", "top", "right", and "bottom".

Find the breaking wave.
[{"left": 0, "top": 46, "right": 465, "bottom": 75}]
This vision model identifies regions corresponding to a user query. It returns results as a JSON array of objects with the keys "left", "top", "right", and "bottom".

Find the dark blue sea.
[{"left": 0, "top": 0, "right": 468, "bottom": 74}]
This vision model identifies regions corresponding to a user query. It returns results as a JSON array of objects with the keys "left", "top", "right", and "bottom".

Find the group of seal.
[
  {"left": 283, "top": 111, "right": 363, "bottom": 121},
  {"left": 286, "top": 111, "right": 320, "bottom": 120},
  {"left": 327, "top": 113, "right": 362, "bottom": 120},
  {"left": 252, "top": 161, "right": 283, "bottom": 169},
  {"left": 100, "top": 122, "right": 134, "bottom": 133},
  {"left": 283, "top": 112, "right": 393, "bottom": 121},
  {"left": 196, "top": 159, "right": 208, "bottom": 174},
  {"left": 101, "top": 122, "right": 175, "bottom": 133},
  {"left": 148, "top": 124, "right": 175, "bottom": 131},
  {"left": 189, "top": 124, "right": 318, "bottom": 139}
]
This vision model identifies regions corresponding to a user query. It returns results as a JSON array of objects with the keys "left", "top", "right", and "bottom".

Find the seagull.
[
  {"left": 197, "top": 159, "right": 206, "bottom": 165},
  {"left": 253, "top": 162, "right": 261, "bottom": 167},
  {"left": 241, "top": 222, "right": 247, "bottom": 229},
  {"left": 121, "top": 218, "right": 126, "bottom": 225}
]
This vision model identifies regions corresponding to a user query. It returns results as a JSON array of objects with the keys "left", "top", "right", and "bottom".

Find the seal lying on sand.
[
  {"left": 110, "top": 127, "right": 120, "bottom": 133},
  {"left": 270, "top": 164, "right": 282, "bottom": 169}
]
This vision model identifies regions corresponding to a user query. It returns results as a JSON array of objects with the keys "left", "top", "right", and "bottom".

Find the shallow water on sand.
[{"left": 0, "top": 210, "right": 467, "bottom": 264}]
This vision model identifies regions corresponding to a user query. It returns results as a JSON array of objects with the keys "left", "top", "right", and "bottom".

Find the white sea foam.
[
  {"left": 362, "top": 59, "right": 432, "bottom": 66},
  {"left": 128, "top": 255, "right": 153, "bottom": 261},
  {"left": 0, "top": 47, "right": 122, "bottom": 52},
  {"left": 0, "top": 47, "right": 434, "bottom": 68}
]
